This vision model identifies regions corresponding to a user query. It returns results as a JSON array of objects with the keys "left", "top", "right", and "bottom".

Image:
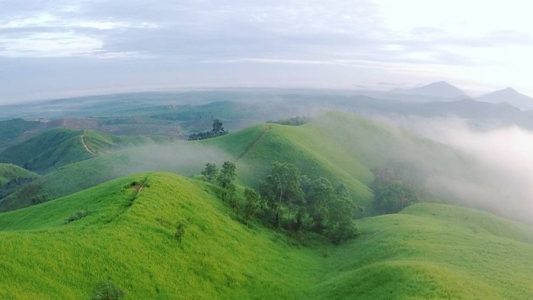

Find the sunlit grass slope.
[
  {"left": 0, "top": 172, "right": 321, "bottom": 299},
  {"left": 205, "top": 123, "right": 374, "bottom": 209},
  {"left": 2, "top": 172, "right": 533, "bottom": 299}
]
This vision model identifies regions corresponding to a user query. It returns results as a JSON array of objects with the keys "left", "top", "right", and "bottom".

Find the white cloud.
[
  {"left": 0, "top": 32, "right": 102, "bottom": 57},
  {"left": 1, "top": 12, "right": 158, "bottom": 30}
]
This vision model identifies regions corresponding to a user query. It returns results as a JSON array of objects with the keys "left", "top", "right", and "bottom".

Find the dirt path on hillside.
[
  {"left": 235, "top": 124, "right": 271, "bottom": 162},
  {"left": 80, "top": 131, "right": 97, "bottom": 155}
]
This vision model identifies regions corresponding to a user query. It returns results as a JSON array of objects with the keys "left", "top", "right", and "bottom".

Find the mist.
[
  {"left": 373, "top": 115, "right": 533, "bottom": 223},
  {"left": 108, "top": 141, "right": 232, "bottom": 179}
]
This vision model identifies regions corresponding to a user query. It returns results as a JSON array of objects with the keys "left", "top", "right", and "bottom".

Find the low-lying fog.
[{"left": 378, "top": 115, "right": 533, "bottom": 223}]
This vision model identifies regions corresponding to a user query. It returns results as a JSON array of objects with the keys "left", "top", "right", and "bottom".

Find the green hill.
[
  {"left": 0, "top": 118, "right": 44, "bottom": 152},
  {"left": 0, "top": 112, "right": 472, "bottom": 213},
  {"left": 0, "top": 128, "right": 154, "bottom": 173},
  {"left": 0, "top": 163, "right": 39, "bottom": 199},
  {"left": 1, "top": 172, "right": 533, "bottom": 299},
  {"left": 204, "top": 112, "right": 471, "bottom": 212},
  {"left": 0, "top": 154, "right": 131, "bottom": 212}
]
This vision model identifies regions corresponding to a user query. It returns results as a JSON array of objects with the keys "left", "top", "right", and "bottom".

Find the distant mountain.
[
  {"left": 396, "top": 81, "right": 467, "bottom": 100},
  {"left": 476, "top": 88, "right": 533, "bottom": 110}
]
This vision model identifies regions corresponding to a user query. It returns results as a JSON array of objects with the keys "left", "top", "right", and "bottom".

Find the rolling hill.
[
  {"left": 1, "top": 172, "right": 533, "bottom": 298},
  {"left": 0, "top": 112, "right": 475, "bottom": 213},
  {"left": 0, "top": 128, "right": 155, "bottom": 173},
  {"left": 0, "top": 163, "right": 39, "bottom": 199},
  {"left": 0, "top": 118, "right": 44, "bottom": 152}
]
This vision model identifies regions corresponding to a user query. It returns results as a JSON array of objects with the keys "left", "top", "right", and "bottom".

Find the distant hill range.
[
  {"left": 476, "top": 87, "right": 533, "bottom": 110},
  {"left": 393, "top": 81, "right": 467, "bottom": 100}
]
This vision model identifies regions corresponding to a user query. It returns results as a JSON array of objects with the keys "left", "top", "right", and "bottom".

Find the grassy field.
[{"left": 1, "top": 172, "right": 533, "bottom": 299}]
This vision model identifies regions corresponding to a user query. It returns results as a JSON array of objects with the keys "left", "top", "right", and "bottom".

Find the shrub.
[
  {"left": 175, "top": 223, "right": 186, "bottom": 242},
  {"left": 92, "top": 281, "right": 123, "bottom": 300},
  {"left": 65, "top": 210, "right": 89, "bottom": 224}
]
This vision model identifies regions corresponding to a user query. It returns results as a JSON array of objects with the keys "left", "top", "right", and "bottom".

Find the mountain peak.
[
  {"left": 477, "top": 87, "right": 533, "bottom": 109},
  {"left": 401, "top": 81, "right": 466, "bottom": 99},
  {"left": 501, "top": 87, "right": 518, "bottom": 94}
]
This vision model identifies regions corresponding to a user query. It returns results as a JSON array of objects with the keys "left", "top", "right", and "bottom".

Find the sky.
[{"left": 1, "top": 0, "right": 533, "bottom": 103}]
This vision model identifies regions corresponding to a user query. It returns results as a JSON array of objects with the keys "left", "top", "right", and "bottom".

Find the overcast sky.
[{"left": 1, "top": 0, "right": 533, "bottom": 103}]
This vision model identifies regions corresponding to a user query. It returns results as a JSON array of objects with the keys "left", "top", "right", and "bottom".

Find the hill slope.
[
  {"left": 0, "top": 163, "right": 39, "bottom": 199},
  {"left": 0, "top": 112, "right": 472, "bottom": 213},
  {"left": 0, "top": 128, "right": 153, "bottom": 173},
  {"left": 1, "top": 172, "right": 533, "bottom": 298},
  {"left": 0, "top": 118, "right": 44, "bottom": 152}
]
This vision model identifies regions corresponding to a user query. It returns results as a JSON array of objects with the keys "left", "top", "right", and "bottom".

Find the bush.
[
  {"left": 175, "top": 223, "right": 186, "bottom": 242},
  {"left": 325, "top": 222, "right": 359, "bottom": 244},
  {"left": 64, "top": 210, "right": 89, "bottom": 224},
  {"left": 92, "top": 281, "right": 123, "bottom": 300}
]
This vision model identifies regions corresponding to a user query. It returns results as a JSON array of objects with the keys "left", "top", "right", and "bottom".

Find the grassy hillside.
[
  {"left": 1, "top": 172, "right": 533, "bottom": 299},
  {"left": 0, "top": 163, "right": 39, "bottom": 199},
  {"left": 0, "top": 128, "right": 154, "bottom": 173},
  {"left": 204, "top": 112, "right": 470, "bottom": 212},
  {"left": 0, "top": 112, "right": 471, "bottom": 213},
  {"left": 0, "top": 154, "right": 131, "bottom": 212},
  {"left": 0, "top": 164, "right": 38, "bottom": 187},
  {"left": 0, "top": 118, "right": 44, "bottom": 152}
]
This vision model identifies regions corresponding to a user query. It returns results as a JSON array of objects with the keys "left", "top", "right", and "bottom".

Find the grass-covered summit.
[
  {"left": 1, "top": 172, "right": 533, "bottom": 299},
  {"left": 0, "top": 128, "right": 154, "bottom": 173}
]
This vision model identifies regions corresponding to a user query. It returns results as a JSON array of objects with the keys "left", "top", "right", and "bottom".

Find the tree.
[
  {"left": 212, "top": 119, "right": 226, "bottom": 135},
  {"left": 260, "top": 162, "right": 304, "bottom": 228},
  {"left": 243, "top": 188, "right": 263, "bottom": 221},
  {"left": 306, "top": 177, "right": 333, "bottom": 232},
  {"left": 325, "top": 184, "right": 358, "bottom": 244},
  {"left": 188, "top": 119, "right": 227, "bottom": 140},
  {"left": 201, "top": 163, "right": 218, "bottom": 182},
  {"left": 217, "top": 161, "right": 238, "bottom": 208},
  {"left": 217, "top": 161, "right": 236, "bottom": 189},
  {"left": 373, "top": 168, "right": 418, "bottom": 214}
]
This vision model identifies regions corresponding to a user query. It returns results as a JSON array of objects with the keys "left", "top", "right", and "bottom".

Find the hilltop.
[
  {"left": 1, "top": 172, "right": 533, "bottom": 298},
  {"left": 477, "top": 87, "right": 533, "bottom": 110},
  {"left": 0, "top": 163, "right": 39, "bottom": 199},
  {"left": 0, "top": 128, "right": 154, "bottom": 173},
  {"left": 394, "top": 81, "right": 467, "bottom": 99}
]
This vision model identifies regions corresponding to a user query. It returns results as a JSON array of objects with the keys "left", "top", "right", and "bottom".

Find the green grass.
[
  {"left": 2, "top": 172, "right": 533, "bottom": 299},
  {"left": 0, "top": 154, "right": 132, "bottom": 212},
  {"left": 204, "top": 112, "right": 467, "bottom": 213},
  {"left": 0, "top": 163, "right": 38, "bottom": 187},
  {"left": 204, "top": 123, "right": 374, "bottom": 210},
  {"left": 0, "top": 163, "right": 39, "bottom": 201},
  {"left": 0, "top": 128, "right": 154, "bottom": 173},
  {"left": 1, "top": 111, "right": 472, "bottom": 214}
]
